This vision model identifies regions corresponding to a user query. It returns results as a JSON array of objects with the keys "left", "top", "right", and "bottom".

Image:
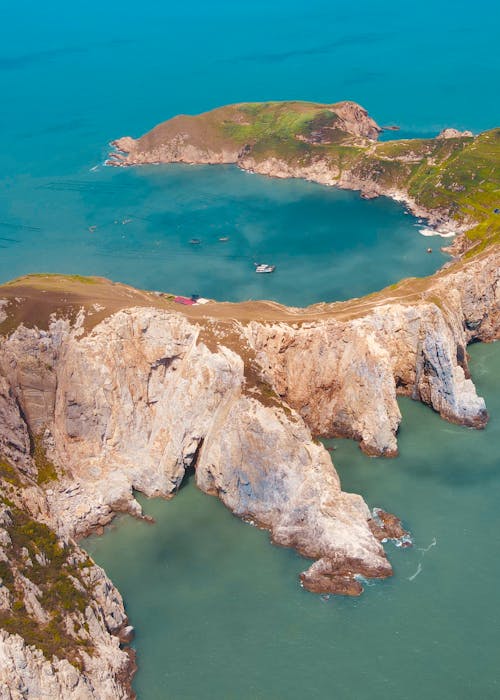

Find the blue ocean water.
[
  {"left": 2, "top": 2, "right": 499, "bottom": 699},
  {"left": 1, "top": 1, "right": 499, "bottom": 302}
]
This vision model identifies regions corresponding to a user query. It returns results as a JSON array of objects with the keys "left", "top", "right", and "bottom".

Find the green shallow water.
[{"left": 85, "top": 341, "right": 500, "bottom": 700}]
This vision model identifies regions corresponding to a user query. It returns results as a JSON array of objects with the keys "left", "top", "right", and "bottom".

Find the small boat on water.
[
  {"left": 219, "top": 236, "right": 229, "bottom": 242},
  {"left": 189, "top": 238, "right": 201, "bottom": 245},
  {"left": 255, "top": 263, "right": 276, "bottom": 274}
]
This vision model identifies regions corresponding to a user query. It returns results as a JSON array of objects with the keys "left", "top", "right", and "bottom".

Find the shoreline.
[{"left": 105, "top": 149, "right": 469, "bottom": 254}]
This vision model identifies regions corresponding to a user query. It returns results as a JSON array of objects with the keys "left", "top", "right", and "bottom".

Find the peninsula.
[
  {"left": 0, "top": 101, "right": 498, "bottom": 697},
  {"left": 109, "top": 100, "right": 499, "bottom": 250}
]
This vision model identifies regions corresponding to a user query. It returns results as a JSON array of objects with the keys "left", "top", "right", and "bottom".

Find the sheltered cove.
[{"left": 0, "top": 101, "right": 499, "bottom": 697}]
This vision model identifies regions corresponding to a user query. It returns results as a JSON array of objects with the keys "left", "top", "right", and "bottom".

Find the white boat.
[{"left": 255, "top": 263, "right": 276, "bottom": 274}]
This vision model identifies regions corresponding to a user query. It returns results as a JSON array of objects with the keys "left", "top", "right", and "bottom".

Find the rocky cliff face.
[
  {"left": 0, "top": 321, "right": 136, "bottom": 697},
  {"left": 0, "top": 627, "right": 132, "bottom": 700},
  {"left": 0, "top": 308, "right": 392, "bottom": 579},
  {"left": 244, "top": 250, "right": 499, "bottom": 455},
  {"left": 0, "top": 492, "right": 134, "bottom": 700},
  {"left": 238, "top": 154, "right": 461, "bottom": 230},
  {"left": 0, "top": 245, "right": 497, "bottom": 695},
  {"left": 437, "top": 127, "right": 474, "bottom": 139}
]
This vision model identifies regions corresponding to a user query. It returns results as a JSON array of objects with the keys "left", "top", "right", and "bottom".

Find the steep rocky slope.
[
  {"left": 0, "top": 305, "right": 393, "bottom": 578},
  {"left": 245, "top": 250, "right": 499, "bottom": 455}
]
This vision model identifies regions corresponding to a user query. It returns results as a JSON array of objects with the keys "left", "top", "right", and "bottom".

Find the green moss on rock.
[
  {"left": 32, "top": 436, "right": 58, "bottom": 485},
  {"left": 0, "top": 504, "right": 94, "bottom": 667},
  {"left": 0, "top": 456, "right": 21, "bottom": 486}
]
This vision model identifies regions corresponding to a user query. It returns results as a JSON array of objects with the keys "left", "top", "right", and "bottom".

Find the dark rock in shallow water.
[
  {"left": 369, "top": 508, "right": 409, "bottom": 542},
  {"left": 300, "top": 555, "right": 392, "bottom": 596}
]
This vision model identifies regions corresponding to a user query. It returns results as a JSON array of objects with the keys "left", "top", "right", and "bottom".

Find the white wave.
[
  {"left": 418, "top": 537, "right": 437, "bottom": 554},
  {"left": 418, "top": 228, "right": 455, "bottom": 238},
  {"left": 408, "top": 563, "right": 422, "bottom": 581},
  {"left": 395, "top": 534, "right": 413, "bottom": 548}
]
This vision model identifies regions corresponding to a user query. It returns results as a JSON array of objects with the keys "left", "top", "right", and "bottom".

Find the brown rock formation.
[
  {"left": 0, "top": 308, "right": 390, "bottom": 581},
  {"left": 369, "top": 509, "right": 409, "bottom": 542},
  {"left": 437, "top": 127, "right": 474, "bottom": 139}
]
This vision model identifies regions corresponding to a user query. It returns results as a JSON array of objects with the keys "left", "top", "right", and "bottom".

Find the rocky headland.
[{"left": 0, "top": 100, "right": 498, "bottom": 696}]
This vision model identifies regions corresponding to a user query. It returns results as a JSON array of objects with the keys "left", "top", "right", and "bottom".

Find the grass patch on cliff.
[
  {"left": 222, "top": 102, "right": 325, "bottom": 144},
  {"left": 32, "top": 435, "right": 58, "bottom": 485},
  {"left": 221, "top": 102, "right": 356, "bottom": 161},
  {"left": 463, "top": 217, "right": 500, "bottom": 256},
  {"left": 406, "top": 129, "right": 500, "bottom": 222},
  {"left": 249, "top": 134, "right": 312, "bottom": 162},
  {"left": 27, "top": 273, "right": 98, "bottom": 285},
  {"left": 0, "top": 455, "right": 22, "bottom": 486},
  {"left": 0, "top": 608, "right": 91, "bottom": 668},
  {"left": 0, "top": 504, "right": 95, "bottom": 667},
  {"left": 0, "top": 274, "right": 175, "bottom": 336}
]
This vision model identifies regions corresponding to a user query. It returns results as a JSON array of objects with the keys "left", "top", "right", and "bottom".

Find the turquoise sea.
[{"left": 1, "top": 1, "right": 499, "bottom": 698}]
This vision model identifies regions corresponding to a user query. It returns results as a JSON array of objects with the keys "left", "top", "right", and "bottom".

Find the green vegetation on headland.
[
  {"left": 221, "top": 101, "right": 337, "bottom": 144},
  {"left": 223, "top": 108, "right": 499, "bottom": 239}
]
